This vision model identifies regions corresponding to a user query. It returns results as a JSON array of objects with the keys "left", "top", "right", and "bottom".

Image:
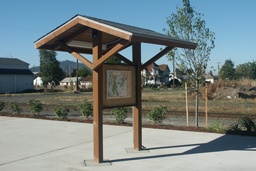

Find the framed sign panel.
[{"left": 102, "top": 64, "right": 136, "bottom": 108}]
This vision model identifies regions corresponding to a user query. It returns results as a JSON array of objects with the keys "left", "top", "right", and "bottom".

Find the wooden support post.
[
  {"left": 205, "top": 83, "right": 208, "bottom": 128},
  {"left": 185, "top": 82, "right": 189, "bottom": 127},
  {"left": 92, "top": 29, "right": 103, "bottom": 163},
  {"left": 132, "top": 42, "right": 142, "bottom": 151}
]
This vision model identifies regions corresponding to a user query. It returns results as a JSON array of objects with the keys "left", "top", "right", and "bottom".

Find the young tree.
[
  {"left": 39, "top": 50, "right": 65, "bottom": 85},
  {"left": 219, "top": 59, "right": 236, "bottom": 80},
  {"left": 163, "top": 0, "right": 215, "bottom": 127}
]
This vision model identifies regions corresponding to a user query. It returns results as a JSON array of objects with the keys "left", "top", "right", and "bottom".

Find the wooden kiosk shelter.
[{"left": 34, "top": 15, "right": 197, "bottom": 163}]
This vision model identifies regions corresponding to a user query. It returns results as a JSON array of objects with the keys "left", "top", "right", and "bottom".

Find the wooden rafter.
[
  {"left": 54, "top": 27, "right": 90, "bottom": 50},
  {"left": 35, "top": 19, "right": 78, "bottom": 49},
  {"left": 56, "top": 41, "right": 93, "bottom": 68},
  {"left": 141, "top": 46, "right": 174, "bottom": 71},
  {"left": 92, "top": 40, "right": 131, "bottom": 70},
  {"left": 115, "top": 53, "right": 133, "bottom": 65},
  {"left": 77, "top": 17, "right": 132, "bottom": 41}
]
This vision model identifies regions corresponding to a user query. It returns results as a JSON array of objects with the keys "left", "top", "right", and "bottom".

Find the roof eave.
[
  {"left": 131, "top": 35, "right": 197, "bottom": 49},
  {"left": 34, "top": 15, "right": 133, "bottom": 50}
]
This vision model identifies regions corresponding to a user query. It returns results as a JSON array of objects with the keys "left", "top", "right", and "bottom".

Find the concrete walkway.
[{"left": 0, "top": 116, "right": 255, "bottom": 171}]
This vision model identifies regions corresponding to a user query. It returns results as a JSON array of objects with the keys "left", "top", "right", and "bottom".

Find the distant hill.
[{"left": 30, "top": 60, "right": 92, "bottom": 74}]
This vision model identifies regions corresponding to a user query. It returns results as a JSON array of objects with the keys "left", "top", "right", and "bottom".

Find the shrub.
[
  {"left": 110, "top": 107, "right": 128, "bottom": 124},
  {"left": 53, "top": 105, "right": 69, "bottom": 119},
  {"left": 8, "top": 101, "right": 21, "bottom": 115},
  {"left": 0, "top": 101, "right": 4, "bottom": 111},
  {"left": 27, "top": 99, "right": 43, "bottom": 116},
  {"left": 228, "top": 122, "right": 241, "bottom": 132},
  {"left": 147, "top": 106, "right": 167, "bottom": 124},
  {"left": 77, "top": 100, "right": 93, "bottom": 120},
  {"left": 239, "top": 116, "right": 256, "bottom": 132},
  {"left": 206, "top": 120, "right": 225, "bottom": 133}
]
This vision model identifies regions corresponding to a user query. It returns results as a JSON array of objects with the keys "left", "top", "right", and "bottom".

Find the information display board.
[{"left": 103, "top": 64, "right": 136, "bottom": 108}]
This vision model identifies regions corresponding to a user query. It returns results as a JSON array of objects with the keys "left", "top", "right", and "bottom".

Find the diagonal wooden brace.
[
  {"left": 92, "top": 40, "right": 131, "bottom": 70},
  {"left": 141, "top": 46, "right": 174, "bottom": 71},
  {"left": 56, "top": 41, "right": 93, "bottom": 69},
  {"left": 115, "top": 53, "right": 133, "bottom": 65}
]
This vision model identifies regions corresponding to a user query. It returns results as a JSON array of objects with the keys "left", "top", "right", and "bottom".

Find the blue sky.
[{"left": 0, "top": 0, "right": 255, "bottom": 74}]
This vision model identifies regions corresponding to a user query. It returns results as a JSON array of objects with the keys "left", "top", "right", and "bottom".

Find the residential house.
[
  {"left": 32, "top": 72, "right": 43, "bottom": 86},
  {"left": 80, "top": 76, "right": 92, "bottom": 88},
  {"left": 142, "top": 63, "right": 170, "bottom": 86},
  {"left": 202, "top": 74, "right": 214, "bottom": 83},
  {"left": 60, "top": 77, "right": 83, "bottom": 86},
  {"left": 0, "top": 58, "right": 34, "bottom": 93},
  {"left": 175, "top": 71, "right": 190, "bottom": 81}
]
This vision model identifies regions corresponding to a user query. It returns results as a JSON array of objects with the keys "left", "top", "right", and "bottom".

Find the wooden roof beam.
[
  {"left": 92, "top": 40, "right": 131, "bottom": 70},
  {"left": 141, "top": 46, "right": 174, "bottom": 71},
  {"left": 77, "top": 17, "right": 132, "bottom": 41},
  {"left": 115, "top": 53, "right": 133, "bottom": 65},
  {"left": 35, "top": 19, "right": 79, "bottom": 49},
  {"left": 56, "top": 41, "right": 93, "bottom": 68},
  {"left": 54, "top": 26, "right": 90, "bottom": 50}
]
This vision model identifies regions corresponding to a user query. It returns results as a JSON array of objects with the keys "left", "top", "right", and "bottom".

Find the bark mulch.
[{"left": 1, "top": 112, "right": 255, "bottom": 137}]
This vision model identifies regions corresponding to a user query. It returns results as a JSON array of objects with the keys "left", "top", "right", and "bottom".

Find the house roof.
[
  {"left": 34, "top": 14, "right": 197, "bottom": 53},
  {"left": 81, "top": 76, "right": 92, "bottom": 82},
  {"left": 60, "top": 77, "right": 82, "bottom": 83},
  {"left": 202, "top": 74, "right": 214, "bottom": 79},
  {"left": 145, "top": 63, "right": 169, "bottom": 73},
  {"left": 0, "top": 69, "right": 34, "bottom": 75},
  {"left": 145, "top": 63, "right": 158, "bottom": 72},
  {"left": 158, "top": 64, "right": 168, "bottom": 72},
  {"left": 0, "top": 58, "right": 29, "bottom": 65}
]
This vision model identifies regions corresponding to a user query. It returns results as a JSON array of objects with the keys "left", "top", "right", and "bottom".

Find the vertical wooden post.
[
  {"left": 133, "top": 42, "right": 142, "bottom": 151},
  {"left": 205, "top": 83, "right": 208, "bottom": 128},
  {"left": 92, "top": 29, "right": 103, "bottom": 163},
  {"left": 75, "top": 59, "right": 78, "bottom": 91},
  {"left": 185, "top": 82, "right": 189, "bottom": 127}
]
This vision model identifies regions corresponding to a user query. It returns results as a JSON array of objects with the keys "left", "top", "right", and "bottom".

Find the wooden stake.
[
  {"left": 75, "top": 59, "right": 78, "bottom": 91},
  {"left": 133, "top": 42, "right": 142, "bottom": 151},
  {"left": 205, "top": 83, "right": 208, "bottom": 128},
  {"left": 92, "top": 30, "right": 103, "bottom": 163},
  {"left": 185, "top": 82, "right": 189, "bottom": 127}
]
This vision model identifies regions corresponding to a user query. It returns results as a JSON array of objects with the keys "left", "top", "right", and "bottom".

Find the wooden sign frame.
[{"left": 102, "top": 64, "right": 136, "bottom": 108}]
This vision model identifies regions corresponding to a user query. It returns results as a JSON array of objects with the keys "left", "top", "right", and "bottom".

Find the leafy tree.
[
  {"left": 105, "top": 56, "right": 122, "bottom": 64},
  {"left": 163, "top": 0, "right": 215, "bottom": 127},
  {"left": 71, "top": 67, "right": 92, "bottom": 77},
  {"left": 219, "top": 59, "right": 236, "bottom": 80},
  {"left": 39, "top": 50, "right": 65, "bottom": 85},
  {"left": 235, "top": 61, "right": 256, "bottom": 79},
  {"left": 79, "top": 67, "right": 92, "bottom": 77}
]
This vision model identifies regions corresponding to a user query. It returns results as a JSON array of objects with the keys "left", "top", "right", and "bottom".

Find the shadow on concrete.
[{"left": 110, "top": 134, "right": 256, "bottom": 163}]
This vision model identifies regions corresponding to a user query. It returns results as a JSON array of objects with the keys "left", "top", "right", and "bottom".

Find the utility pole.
[
  {"left": 217, "top": 62, "right": 222, "bottom": 75},
  {"left": 69, "top": 65, "right": 71, "bottom": 87}
]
